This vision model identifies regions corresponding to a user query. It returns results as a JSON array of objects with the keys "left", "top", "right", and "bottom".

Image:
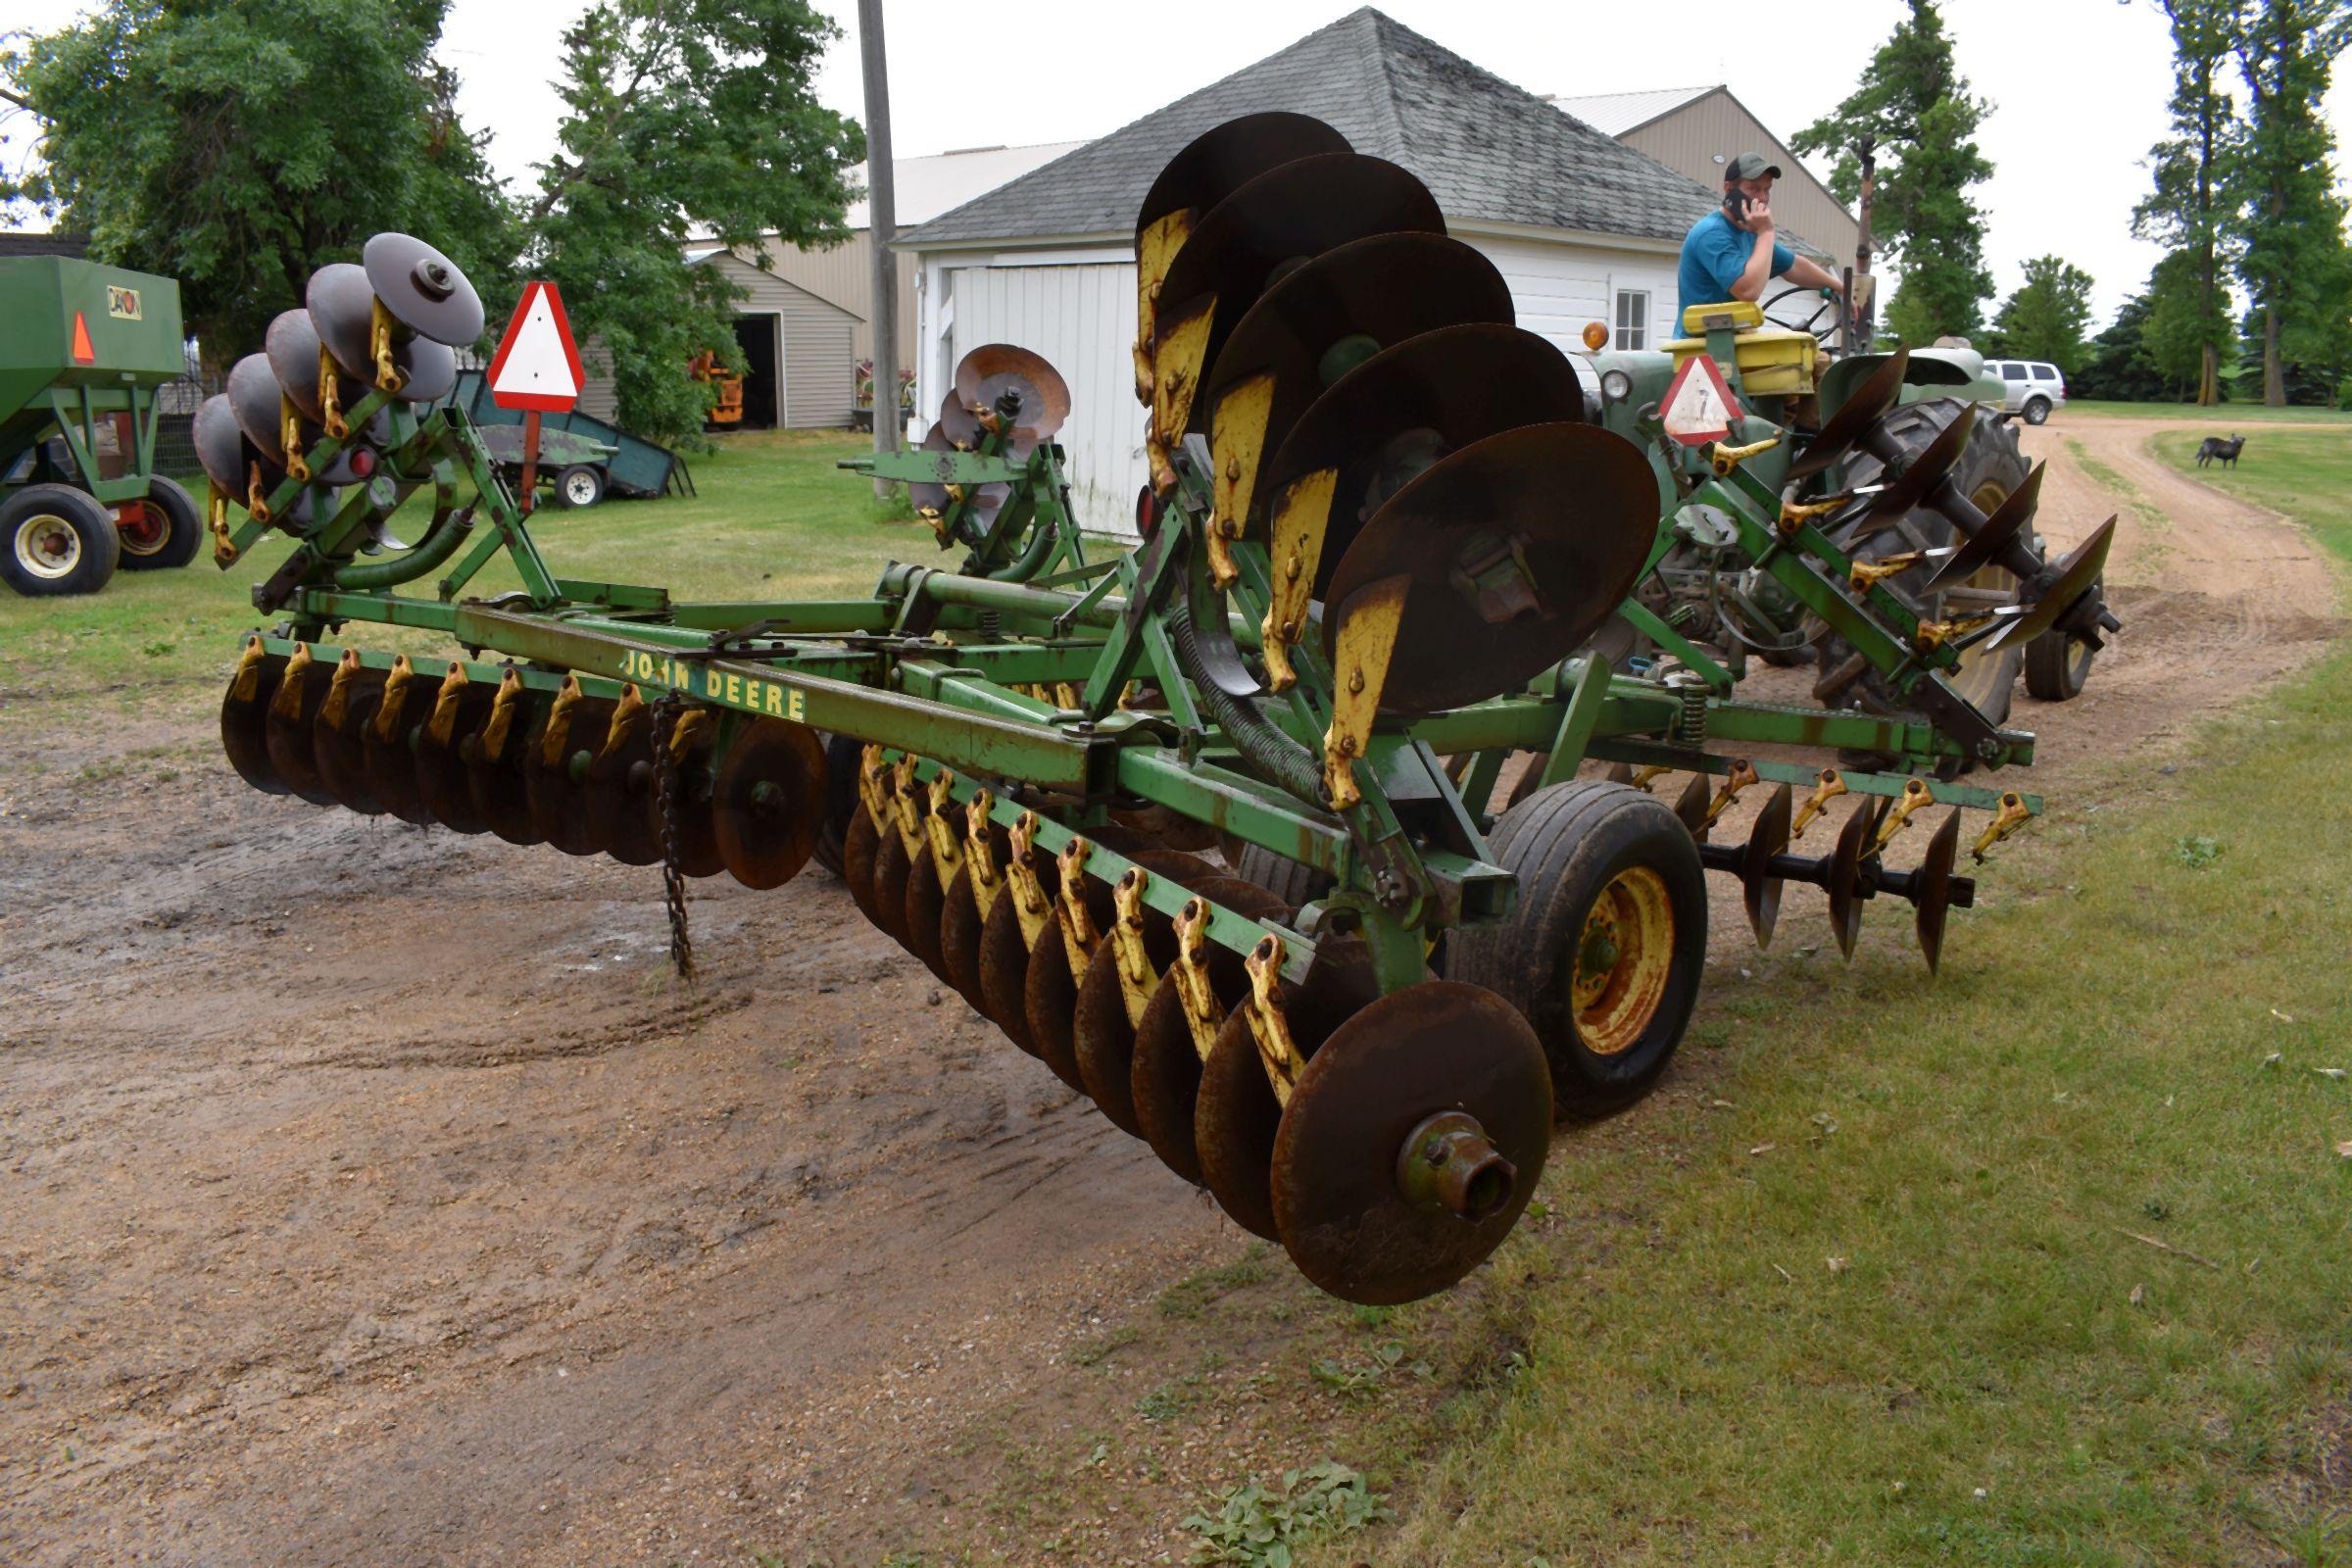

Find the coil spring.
[{"left": 1673, "top": 679, "right": 1708, "bottom": 747}]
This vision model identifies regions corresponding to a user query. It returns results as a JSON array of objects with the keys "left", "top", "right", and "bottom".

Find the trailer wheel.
[
  {"left": 1444, "top": 780, "right": 1706, "bottom": 1121},
  {"left": 2024, "top": 624, "right": 2094, "bottom": 701},
  {"left": 116, "top": 476, "right": 203, "bottom": 570},
  {"left": 2, "top": 484, "right": 120, "bottom": 597},
  {"left": 554, "top": 465, "right": 606, "bottom": 510}
]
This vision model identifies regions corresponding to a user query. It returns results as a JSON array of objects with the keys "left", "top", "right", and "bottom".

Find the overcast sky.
[{"left": 11, "top": 0, "right": 2352, "bottom": 325}]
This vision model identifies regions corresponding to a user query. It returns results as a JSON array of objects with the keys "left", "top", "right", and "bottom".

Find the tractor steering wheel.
[{"left": 1763, "top": 284, "right": 1843, "bottom": 350}]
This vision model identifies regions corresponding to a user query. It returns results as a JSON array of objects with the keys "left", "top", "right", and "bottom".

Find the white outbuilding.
[{"left": 896, "top": 7, "right": 1830, "bottom": 536}]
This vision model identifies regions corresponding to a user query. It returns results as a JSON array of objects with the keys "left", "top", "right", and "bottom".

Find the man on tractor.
[{"left": 1672, "top": 152, "right": 1845, "bottom": 340}]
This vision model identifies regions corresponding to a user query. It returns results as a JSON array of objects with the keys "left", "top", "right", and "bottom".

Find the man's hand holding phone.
[{"left": 1738, "top": 192, "right": 1773, "bottom": 235}]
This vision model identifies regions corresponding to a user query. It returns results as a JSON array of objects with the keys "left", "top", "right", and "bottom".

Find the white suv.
[{"left": 1985, "top": 359, "right": 2067, "bottom": 424}]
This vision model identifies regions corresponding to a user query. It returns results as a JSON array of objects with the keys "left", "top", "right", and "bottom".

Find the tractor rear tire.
[
  {"left": 1443, "top": 780, "right": 1707, "bottom": 1122},
  {"left": 117, "top": 476, "right": 203, "bottom": 570},
  {"left": 2, "top": 484, "right": 120, "bottom": 597},
  {"left": 555, "top": 465, "right": 606, "bottom": 510},
  {"left": 1811, "top": 398, "right": 2025, "bottom": 760}
]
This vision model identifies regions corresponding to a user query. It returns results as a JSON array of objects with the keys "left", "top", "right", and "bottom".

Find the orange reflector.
[
  {"left": 1581, "top": 320, "right": 1609, "bottom": 352},
  {"left": 71, "top": 312, "right": 96, "bottom": 365}
]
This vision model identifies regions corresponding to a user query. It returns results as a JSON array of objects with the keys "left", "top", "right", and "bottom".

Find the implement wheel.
[
  {"left": 2, "top": 484, "right": 119, "bottom": 597},
  {"left": 1445, "top": 780, "right": 1706, "bottom": 1120},
  {"left": 116, "top": 477, "right": 203, "bottom": 570},
  {"left": 2024, "top": 623, "right": 2094, "bottom": 701}
]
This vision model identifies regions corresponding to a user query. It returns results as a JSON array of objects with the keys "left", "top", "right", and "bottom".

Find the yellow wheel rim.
[{"left": 1571, "top": 865, "right": 1675, "bottom": 1056}]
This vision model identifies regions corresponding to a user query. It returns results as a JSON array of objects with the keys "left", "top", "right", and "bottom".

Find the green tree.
[
  {"left": 0, "top": 0, "right": 519, "bottom": 357},
  {"left": 2226, "top": 0, "right": 2352, "bottom": 405},
  {"left": 2068, "top": 289, "right": 2173, "bottom": 401},
  {"left": 2133, "top": 0, "right": 2242, "bottom": 405},
  {"left": 1792, "top": 0, "right": 1995, "bottom": 344},
  {"left": 2143, "top": 247, "right": 2238, "bottom": 394},
  {"left": 1989, "top": 255, "right": 2095, "bottom": 366},
  {"left": 525, "top": 0, "right": 862, "bottom": 445}
]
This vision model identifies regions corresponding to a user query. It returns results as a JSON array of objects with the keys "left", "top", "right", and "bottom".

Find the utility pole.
[{"left": 858, "top": 0, "right": 899, "bottom": 498}]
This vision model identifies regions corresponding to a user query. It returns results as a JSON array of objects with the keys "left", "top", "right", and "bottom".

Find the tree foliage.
[
  {"left": 1792, "top": 0, "right": 1994, "bottom": 345},
  {"left": 1, "top": 0, "right": 519, "bottom": 358},
  {"left": 2225, "top": 0, "right": 2352, "bottom": 405},
  {"left": 1990, "top": 255, "right": 2095, "bottom": 366},
  {"left": 2069, "top": 288, "right": 2173, "bottom": 401},
  {"left": 2134, "top": 0, "right": 2242, "bottom": 405},
  {"left": 527, "top": 0, "right": 863, "bottom": 444}
]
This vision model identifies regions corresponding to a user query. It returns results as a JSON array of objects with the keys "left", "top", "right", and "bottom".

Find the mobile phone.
[{"left": 1723, "top": 188, "right": 1749, "bottom": 223}]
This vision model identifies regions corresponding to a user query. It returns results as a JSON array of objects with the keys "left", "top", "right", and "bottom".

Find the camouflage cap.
[{"left": 1725, "top": 152, "right": 1784, "bottom": 181}]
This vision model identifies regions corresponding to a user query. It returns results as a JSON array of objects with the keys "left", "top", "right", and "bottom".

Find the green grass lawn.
[
  {"left": 1324, "top": 434, "right": 2352, "bottom": 1565},
  {"left": 2065, "top": 399, "right": 2352, "bottom": 424},
  {"left": 0, "top": 430, "right": 923, "bottom": 737}
]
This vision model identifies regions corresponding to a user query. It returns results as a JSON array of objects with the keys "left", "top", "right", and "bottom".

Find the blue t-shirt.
[{"left": 1672, "top": 209, "right": 1795, "bottom": 340}]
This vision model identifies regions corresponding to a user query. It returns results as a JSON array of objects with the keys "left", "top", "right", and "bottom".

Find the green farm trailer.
[{"left": 1, "top": 255, "right": 203, "bottom": 594}]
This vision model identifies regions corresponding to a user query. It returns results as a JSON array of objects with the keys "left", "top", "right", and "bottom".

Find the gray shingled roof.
[{"left": 899, "top": 9, "right": 1790, "bottom": 253}]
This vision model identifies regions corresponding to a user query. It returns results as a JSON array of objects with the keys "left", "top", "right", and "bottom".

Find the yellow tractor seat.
[{"left": 1664, "top": 300, "right": 1821, "bottom": 398}]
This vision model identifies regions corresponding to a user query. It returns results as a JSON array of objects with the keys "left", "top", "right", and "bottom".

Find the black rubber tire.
[
  {"left": 2024, "top": 626, "right": 2093, "bottom": 701},
  {"left": 1234, "top": 842, "right": 1332, "bottom": 910},
  {"left": 2023, "top": 397, "right": 2051, "bottom": 426},
  {"left": 1443, "top": 780, "right": 1707, "bottom": 1121},
  {"left": 1811, "top": 398, "right": 2025, "bottom": 750},
  {"left": 810, "top": 731, "right": 862, "bottom": 876},
  {"left": 1, "top": 483, "right": 119, "bottom": 597},
  {"left": 117, "top": 475, "right": 203, "bottom": 570},
  {"left": 554, "top": 465, "right": 606, "bottom": 510}
]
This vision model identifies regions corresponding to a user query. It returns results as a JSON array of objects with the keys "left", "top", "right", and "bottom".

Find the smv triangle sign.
[
  {"left": 487, "top": 282, "right": 583, "bottom": 413},
  {"left": 1660, "top": 354, "right": 1739, "bottom": 447}
]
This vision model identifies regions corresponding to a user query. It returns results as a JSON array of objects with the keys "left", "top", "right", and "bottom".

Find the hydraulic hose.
[{"left": 1166, "top": 597, "right": 1328, "bottom": 808}]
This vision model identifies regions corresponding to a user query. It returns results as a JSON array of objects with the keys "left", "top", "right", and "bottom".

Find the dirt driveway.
[{"left": 1, "top": 414, "right": 2338, "bottom": 1567}]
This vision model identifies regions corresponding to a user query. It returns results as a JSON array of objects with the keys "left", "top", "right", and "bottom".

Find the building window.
[{"left": 1615, "top": 289, "right": 1648, "bottom": 350}]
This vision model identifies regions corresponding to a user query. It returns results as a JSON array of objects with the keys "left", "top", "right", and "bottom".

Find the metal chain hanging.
[{"left": 650, "top": 693, "right": 696, "bottom": 980}]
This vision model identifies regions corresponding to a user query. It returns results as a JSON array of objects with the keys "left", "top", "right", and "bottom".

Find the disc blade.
[
  {"left": 1853, "top": 400, "right": 1977, "bottom": 538},
  {"left": 870, "top": 825, "right": 915, "bottom": 948},
  {"left": 937, "top": 391, "right": 980, "bottom": 448},
  {"left": 307, "top": 263, "right": 379, "bottom": 382},
  {"left": 361, "top": 668, "right": 433, "bottom": 826},
  {"left": 391, "top": 338, "right": 457, "bottom": 404},
  {"left": 1828, "top": 798, "right": 1872, "bottom": 959},
  {"left": 1673, "top": 773, "right": 1711, "bottom": 837},
  {"left": 264, "top": 651, "right": 336, "bottom": 807},
  {"left": 266, "top": 309, "right": 331, "bottom": 423},
  {"left": 1322, "top": 423, "right": 1657, "bottom": 714},
  {"left": 1258, "top": 321, "right": 1584, "bottom": 587},
  {"left": 1271, "top": 980, "right": 1551, "bottom": 1305},
  {"left": 904, "top": 849, "right": 953, "bottom": 981},
  {"left": 415, "top": 684, "right": 492, "bottom": 834},
  {"left": 524, "top": 695, "right": 612, "bottom": 857},
  {"left": 1924, "top": 462, "right": 2044, "bottom": 595},
  {"left": 712, "top": 716, "right": 827, "bottom": 890},
  {"left": 978, "top": 869, "right": 1055, "bottom": 1057},
  {"left": 312, "top": 664, "right": 388, "bottom": 815},
  {"left": 1129, "top": 945, "right": 1249, "bottom": 1187},
  {"left": 1914, "top": 808, "right": 1962, "bottom": 975},
  {"left": 1025, "top": 872, "right": 1116, "bottom": 1092},
  {"left": 1789, "top": 349, "right": 1911, "bottom": 481},
  {"left": 227, "top": 354, "right": 293, "bottom": 466},
  {"left": 1136, "top": 113, "right": 1352, "bottom": 245},
  {"left": 842, "top": 802, "right": 883, "bottom": 921},
  {"left": 584, "top": 719, "right": 661, "bottom": 866},
  {"left": 465, "top": 719, "right": 543, "bottom": 847},
  {"left": 1985, "top": 516, "right": 2116, "bottom": 653},
  {"left": 193, "top": 395, "right": 250, "bottom": 495},
  {"left": 656, "top": 725, "right": 726, "bottom": 878},
  {"left": 1743, "top": 782, "right": 1793, "bottom": 949},
  {"left": 220, "top": 645, "right": 288, "bottom": 796},
  {"left": 954, "top": 344, "right": 1071, "bottom": 441},
  {"left": 1073, "top": 941, "right": 1152, "bottom": 1137},
  {"left": 940, "top": 861, "right": 993, "bottom": 1013},
  {"left": 363, "top": 231, "right": 486, "bottom": 347}
]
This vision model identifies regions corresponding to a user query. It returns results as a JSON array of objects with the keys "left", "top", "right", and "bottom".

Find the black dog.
[{"left": 2196, "top": 434, "right": 2245, "bottom": 468}]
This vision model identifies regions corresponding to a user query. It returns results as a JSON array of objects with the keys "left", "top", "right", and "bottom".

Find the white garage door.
[{"left": 950, "top": 263, "right": 1149, "bottom": 538}]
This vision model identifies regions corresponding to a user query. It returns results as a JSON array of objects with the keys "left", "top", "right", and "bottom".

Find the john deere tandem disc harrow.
[{"left": 206, "top": 116, "right": 2117, "bottom": 1304}]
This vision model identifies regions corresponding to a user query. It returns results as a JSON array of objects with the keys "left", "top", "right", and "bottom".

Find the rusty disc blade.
[
  {"left": 977, "top": 854, "right": 1060, "bottom": 1058},
  {"left": 193, "top": 395, "right": 251, "bottom": 495},
  {"left": 870, "top": 826, "right": 915, "bottom": 948},
  {"left": 1157, "top": 154, "right": 1445, "bottom": 418},
  {"left": 1137, "top": 113, "right": 1352, "bottom": 244},
  {"left": 939, "top": 863, "right": 991, "bottom": 1012},
  {"left": 266, "top": 309, "right": 332, "bottom": 424},
  {"left": 1197, "top": 937, "right": 1387, "bottom": 1242},
  {"left": 1107, "top": 805, "right": 1222, "bottom": 856},
  {"left": 1743, "top": 782, "right": 1793, "bottom": 949},
  {"left": 954, "top": 345, "right": 1071, "bottom": 442},
  {"left": 1915, "top": 808, "right": 1962, "bottom": 974},
  {"left": 460, "top": 691, "right": 546, "bottom": 847},
  {"left": 228, "top": 353, "right": 298, "bottom": 466},
  {"left": 1025, "top": 875, "right": 1116, "bottom": 1093},
  {"left": 1258, "top": 321, "right": 1583, "bottom": 588},
  {"left": 584, "top": 722, "right": 660, "bottom": 866},
  {"left": 1322, "top": 423, "right": 1657, "bottom": 714},
  {"left": 1271, "top": 980, "right": 1552, "bottom": 1305},
  {"left": 1673, "top": 773, "right": 1712, "bottom": 837},
  {"left": 414, "top": 685, "right": 492, "bottom": 834},
  {"left": 361, "top": 677, "right": 432, "bottom": 826},
  {"left": 1790, "top": 349, "right": 1911, "bottom": 480},
  {"left": 363, "top": 231, "right": 486, "bottom": 347},
  {"left": 842, "top": 804, "right": 883, "bottom": 921},
  {"left": 220, "top": 648, "right": 288, "bottom": 796},
  {"left": 655, "top": 726, "right": 726, "bottom": 878},
  {"left": 1072, "top": 898, "right": 1179, "bottom": 1137},
  {"left": 264, "top": 657, "right": 336, "bottom": 807},
  {"left": 1827, "top": 798, "right": 1873, "bottom": 958},
  {"left": 313, "top": 668, "right": 388, "bottom": 816},
  {"left": 524, "top": 697, "right": 612, "bottom": 857},
  {"left": 1925, "top": 462, "right": 2044, "bottom": 595},
  {"left": 1208, "top": 240, "right": 1521, "bottom": 512},
  {"left": 904, "top": 850, "right": 953, "bottom": 981},
  {"left": 1984, "top": 516, "right": 2116, "bottom": 654},
  {"left": 712, "top": 717, "right": 827, "bottom": 890}
]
